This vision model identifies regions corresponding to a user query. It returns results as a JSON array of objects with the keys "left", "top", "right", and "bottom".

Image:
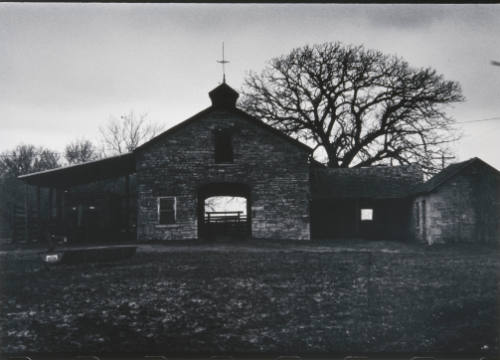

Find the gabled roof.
[
  {"left": 18, "top": 83, "right": 311, "bottom": 187},
  {"left": 135, "top": 107, "right": 312, "bottom": 154},
  {"left": 135, "top": 83, "right": 312, "bottom": 154},
  {"left": 18, "top": 153, "right": 135, "bottom": 187},
  {"left": 413, "top": 157, "right": 500, "bottom": 195},
  {"left": 311, "top": 164, "right": 423, "bottom": 200}
]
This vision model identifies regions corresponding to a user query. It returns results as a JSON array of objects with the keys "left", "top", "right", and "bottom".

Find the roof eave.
[{"left": 18, "top": 152, "right": 135, "bottom": 187}]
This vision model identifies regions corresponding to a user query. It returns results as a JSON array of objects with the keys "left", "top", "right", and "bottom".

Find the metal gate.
[{"left": 202, "top": 211, "right": 250, "bottom": 240}]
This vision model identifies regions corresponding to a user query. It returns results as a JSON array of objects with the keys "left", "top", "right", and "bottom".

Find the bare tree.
[
  {"left": 0, "top": 144, "right": 61, "bottom": 241},
  {"left": 0, "top": 144, "right": 61, "bottom": 177},
  {"left": 64, "top": 139, "right": 99, "bottom": 165},
  {"left": 241, "top": 42, "right": 464, "bottom": 174},
  {"left": 99, "top": 111, "right": 164, "bottom": 156}
]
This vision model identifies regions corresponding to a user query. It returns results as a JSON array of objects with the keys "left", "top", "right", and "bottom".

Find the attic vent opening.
[{"left": 214, "top": 129, "right": 233, "bottom": 163}]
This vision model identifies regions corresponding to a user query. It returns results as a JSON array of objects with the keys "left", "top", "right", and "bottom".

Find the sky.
[{"left": 1, "top": 3, "right": 499, "bottom": 168}]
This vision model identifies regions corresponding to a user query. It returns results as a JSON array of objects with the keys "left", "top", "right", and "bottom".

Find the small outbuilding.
[
  {"left": 411, "top": 157, "right": 500, "bottom": 245},
  {"left": 133, "top": 82, "right": 312, "bottom": 241}
]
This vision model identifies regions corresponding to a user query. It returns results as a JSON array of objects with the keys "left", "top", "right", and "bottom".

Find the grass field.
[{"left": 0, "top": 240, "right": 499, "bottom": 356}]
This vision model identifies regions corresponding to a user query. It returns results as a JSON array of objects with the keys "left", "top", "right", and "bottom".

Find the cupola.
[{"left": 208, "top": 82, "right": 239, "bottom": 109}]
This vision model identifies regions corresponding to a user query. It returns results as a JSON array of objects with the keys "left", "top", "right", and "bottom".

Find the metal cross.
[{"left": 217, "top": 42, "right": 229, "bottom": 83}]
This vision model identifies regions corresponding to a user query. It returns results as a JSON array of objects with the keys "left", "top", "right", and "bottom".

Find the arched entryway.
[{"left": 197, "top": 183, "right": 251, "bottom": 240}]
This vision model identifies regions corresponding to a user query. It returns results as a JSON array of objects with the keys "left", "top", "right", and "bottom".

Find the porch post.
[
  {"left": 48, "top": 187, "right": 53, "bottom": 246},
  {"left": 36, "top": 186, "right": 42, "bottom": 242},
  {"left": 61, "top": 189, "right": 66, "bottom": 223},
  {"left": 48, "top": 187, "right": 53, "bottom": 222},
  {"left": 56, "top": 188, "right": 63, "bottom": 238},
  {"left": 354, "top": 198, "right": 360, "bottom": 237},
  {"left": 65, "top": 188, "right": 71, "bottom": 242},
  {"left": 125, "top": 174, "right": 130, "bottom": 241},
  {"left": 60, "top": 188, "right": 67, "bottom": 241},
  {"left": 56, "top": 188, "right": 62, "bottom": 222},
  {"left": 24, "top": 183, "right": 29, "bottom": 243}
]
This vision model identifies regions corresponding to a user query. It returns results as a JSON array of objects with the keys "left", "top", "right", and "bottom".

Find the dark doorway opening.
[
  {"left": 197, "top": 183, "right": 251, "bottom": 240},
  {"left": 311, "top": 198, "right": 411, "bottom": 241},
  {"left": 66, "top": 192, "right": 126, "bottom": 244}
]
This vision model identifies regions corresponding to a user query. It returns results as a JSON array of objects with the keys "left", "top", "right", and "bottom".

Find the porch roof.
[{"left": 18, "top": 153, "right": 135, "bottom": 188}]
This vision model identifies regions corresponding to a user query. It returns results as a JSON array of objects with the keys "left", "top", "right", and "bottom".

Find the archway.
[{"left": 197, "top": 183, "right": 251, "bottom": 240}]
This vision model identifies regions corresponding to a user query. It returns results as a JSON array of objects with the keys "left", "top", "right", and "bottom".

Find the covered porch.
[{"left": 18, "top": 153, "right": 136, "bottom": 246}]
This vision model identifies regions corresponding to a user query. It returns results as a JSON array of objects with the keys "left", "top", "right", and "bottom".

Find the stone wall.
[
  {"left": 135, "top": 108, "right": 311, "bottom": 241},
  {"left": 412, "top": 162, "right": 500, "bottom": 244}
]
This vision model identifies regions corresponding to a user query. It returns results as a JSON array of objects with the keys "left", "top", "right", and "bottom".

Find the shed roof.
[
  {"left": 18, "top": 153, "right": 135, "bottom": 187},
  {"left": 311, "top": 164, "right": 423, "bottom": 200}
]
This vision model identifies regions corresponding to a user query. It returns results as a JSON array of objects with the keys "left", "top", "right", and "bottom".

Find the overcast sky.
[{"left": 1, "top": 3, "right": 499, "bottom": 168}]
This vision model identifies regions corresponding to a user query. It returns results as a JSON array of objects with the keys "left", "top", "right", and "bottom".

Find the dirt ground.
[{"left": 0, "top": 240, "right": 498, "bottom": 356}]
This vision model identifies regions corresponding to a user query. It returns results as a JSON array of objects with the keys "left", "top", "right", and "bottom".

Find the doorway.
[{"left": 197, "top": 183, "right": 251, "bottom": 240}]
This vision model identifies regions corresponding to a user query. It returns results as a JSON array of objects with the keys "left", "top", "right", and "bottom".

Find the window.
[
  {"left": 158, "top": 197, "right": 176, "bottom": 225},
  {"left": 214, "top": 129, "right": 233, "bottom": 163},
  {"left": 360, "top": 208, "right": 373, "bottom": 221}
]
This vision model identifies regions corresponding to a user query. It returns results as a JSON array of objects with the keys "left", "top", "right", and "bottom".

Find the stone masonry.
[
  {"left": 412, "top": 160, "right": 500, "bottom": 244},
  {"left": 135, "top": 84, "right": 311, "bottom": 241}
]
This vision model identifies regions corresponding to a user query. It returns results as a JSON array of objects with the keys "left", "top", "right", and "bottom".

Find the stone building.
[
  {"left": 411, "top": 157, "right": 500, "bottom": 244},
  {"left": 134, "top": 83, "right": 311, "bottom": 241},
  {"left": 18, "top": 82, "right": 500, "bottom": 244}
]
